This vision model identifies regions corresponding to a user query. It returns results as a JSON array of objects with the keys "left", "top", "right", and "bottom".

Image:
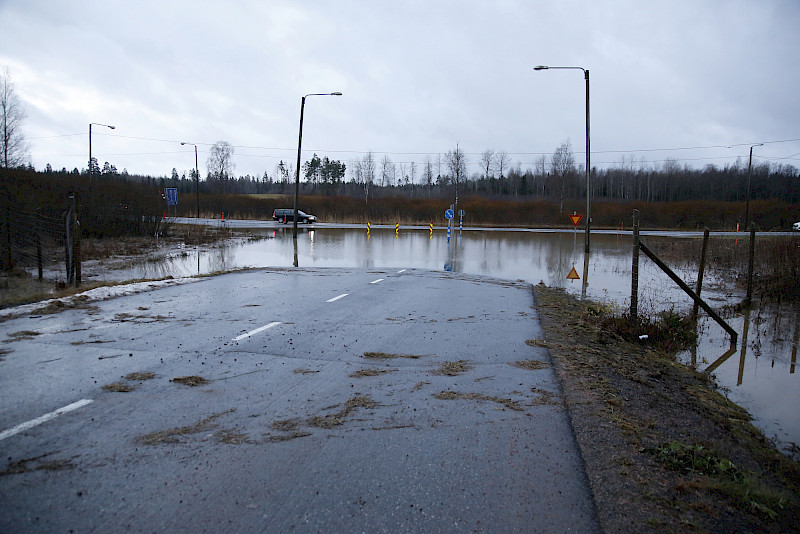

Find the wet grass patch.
[
  {"left": 646, "top": 441, "right": 791, "bottom": 519},
  {"left": 125, "top": 372, "right": 156, "bottom": 381},
  {"left": 349, "top": 368, "right": 398, "bottom": 378},
  {"left": 433, "top": 390, "right": 524, "bottom": 411},
  {"left": 5, "top": 330, "right": 41, "bottom": 342},
  {"left": 102, "top": 381, "right": 135, "bottom": 392},
  {"left": 307, "top": 395, "right": 379, "bottom": 429},
  {"left": 171, "top": 375, "right": 209, "bottom": 386},
  {"left": 525, "top": 338, "right": 549, "bottom": 348},
  {"left": 411, "top": 381, "right": 430, "bottom": 392},
  {"left": 0, "top": 452, "right": 77, "bottom": 477},
  {"left": 0, "top": 348, "right": 11, "bottom": 361},
  {"left": 214, "top": 430, "right": 252, "bottom": 445},
  {"left": 266, "top": 431, "right": 312, "bottom": 442},
  {"left": 511, "top": 360, "right": 549, "bottom": 371},
  {"left": 137, "top": 409, "right": 234, "bottom": 445},
  {"left": 431, "top": 360, "right": 473, "bottom": 376},
  {"left": 30, "top": 296, "right": 99, "bottom": 316}
]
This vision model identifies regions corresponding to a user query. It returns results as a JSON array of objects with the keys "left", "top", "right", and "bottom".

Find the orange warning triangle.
[
  {"left": 566, "top": 266, "right": 580, "bottom": 280},
  {"left": 569, "top": 214, "right": 583, "bottom": 227}
]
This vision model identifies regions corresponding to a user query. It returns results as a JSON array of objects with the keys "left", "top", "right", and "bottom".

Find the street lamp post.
[
  {"left": 744, "top": 143, "right": 763, "bottom": 231},
  {"left": 293, "top": 92, "right": 342, "bottom": 238},
  {"left": 181, "top": 142, "right": 201, "bottom": 218},
  {"left": 89, "top": 122, "right": 115, "bottom": 186},
  {"left": 534, "top": 65, "right": 591, "bottom": 253}
]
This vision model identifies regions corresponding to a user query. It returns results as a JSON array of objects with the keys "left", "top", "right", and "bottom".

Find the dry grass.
[
  {"left": 5, "top": 330, "right": 40, "bottom": 341},
  {"left": 349, "top": 368, "right": 397, "bottom": 378},
  {"left": 170, "top": 375, "right": 209, "bottom": 386},
  {"left": 124, "top": 372, "right": 156, "bottom": 381},
  {"left": 431, "top": 360, "right": 473, "bottom": 376},
  {"left": 137, "top": 409, "right": 234, "bottom": 445},
  {"left": 525, "top": 338, "right": 549, "bottom": 348},
  {"left": 511, "top": 360, "right": 549, "bottom": 371},
  {"left": 307, "top": 395, "right": 379, "bottom": 429},
  {"left": 433, "top": 390, "right": 524, "bottom": 411},
  {"left": 101, "top": 382, "right": 135, "bottom": 393}
]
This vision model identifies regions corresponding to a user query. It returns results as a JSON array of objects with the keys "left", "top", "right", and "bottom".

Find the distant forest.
[{"left": 35, "top": 142, "right": 799, "bottom": 206}]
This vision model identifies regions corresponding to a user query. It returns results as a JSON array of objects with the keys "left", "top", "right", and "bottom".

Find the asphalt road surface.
[{"left": 0, "top": 268, "right": 599, "bottom": 533}]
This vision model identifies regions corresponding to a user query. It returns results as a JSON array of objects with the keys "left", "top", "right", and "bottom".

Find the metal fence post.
[{"left": 630, "top": 209, "right": 640, "bottom": 321}]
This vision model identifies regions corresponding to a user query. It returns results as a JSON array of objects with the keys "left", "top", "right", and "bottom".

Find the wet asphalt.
[{"left": 0, "top": 268, "right": 599, "bottom": 533}]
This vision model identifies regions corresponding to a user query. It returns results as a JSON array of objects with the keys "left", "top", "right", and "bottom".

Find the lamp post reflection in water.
[{"left": 581, "top": 252, "right": 589, "bottom": 300}]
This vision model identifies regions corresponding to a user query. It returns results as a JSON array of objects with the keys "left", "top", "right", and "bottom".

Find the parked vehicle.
[
  {"left": 272, "top": 209, "right": 317, "bottom": 224},
  {"left": 793, "top": 221, "right": 800, "bottom": 231}
]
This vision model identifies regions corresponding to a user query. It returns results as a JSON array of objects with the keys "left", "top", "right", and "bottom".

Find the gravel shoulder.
[{"left": 533, "top": 284, "right": 800, "bottom": 533}]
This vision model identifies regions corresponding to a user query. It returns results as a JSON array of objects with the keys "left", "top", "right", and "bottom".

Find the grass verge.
[{"left": 534, "top": 283, "right": 799, "bottom": 533}]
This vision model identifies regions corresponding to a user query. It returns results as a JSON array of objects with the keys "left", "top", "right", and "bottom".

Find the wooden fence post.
[
  {"left": 692, "top": 227, "right": 710, "bottom": 320},
  {"left": 630, "top": 209, "right": 640, "bottom": 321},
  {"left": 744, "top": 225, "right": 756, "bottom": 308}
]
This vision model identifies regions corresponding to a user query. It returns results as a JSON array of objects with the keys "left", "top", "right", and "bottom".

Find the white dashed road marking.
[
  {"left": 370, "top": 279, "right": 384, "bottom": 284},
  {"left": 233, "top": 321, "right": 282, "bottom": 341},
  {"left": 326, "top": 294, "right": 349, "bottom": 303},
  {"left": 0, "top": 399, "right": 94, "bottom": 442}
]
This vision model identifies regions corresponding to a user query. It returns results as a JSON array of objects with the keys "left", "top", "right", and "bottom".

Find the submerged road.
[{"left": 0, "top": 268, "right": 599, "bottom": 533}]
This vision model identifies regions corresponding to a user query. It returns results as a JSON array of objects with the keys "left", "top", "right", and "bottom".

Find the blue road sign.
[
  {"left": 445, "top": 209, "right": 454, "bottom": 220},
  {"left": 165, "top": 188, "right": 178, "bottom": 206}
]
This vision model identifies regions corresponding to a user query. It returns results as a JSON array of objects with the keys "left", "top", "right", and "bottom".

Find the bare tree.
[
  {"left": 445, "top": 144, "right": 468, "bottom": 213},
  {"left": 0, "top": 67, "right": 29, "bottom": 169},
  {"left": 206, "top": 141, "right": 235, "bottom": 193},
  {"left": 359, "top": 151, "right": 376, "bottom": 204},
  {"left": 380, "top": 154, "right": 394, "bottom": 188},
  {"left": 424, "top": 158, "right": 434, "bottom": 197},
  {"left": 480, "top": 149, "right": 495, "bottom": 179},
  {"left": 534, "top": 155, "right": 548, "bottom": 196},
  {"left": 550, "top": 140, "right": 575, "bottom": 213},
  {"left": 496, "top": 150, "right": 510, "bottom": 179}
]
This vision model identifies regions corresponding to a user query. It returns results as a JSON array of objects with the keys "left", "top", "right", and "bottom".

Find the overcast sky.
[{"left": 2, "top": 0, "right": 799, "bottom": 180}]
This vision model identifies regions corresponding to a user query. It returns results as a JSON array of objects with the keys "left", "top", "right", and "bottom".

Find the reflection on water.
[
  {"left": 680, "top": 302, "right": 800, "bottom": 458},
  {"left": 87, "top": 226, "right": 797, "bottom": 455}
]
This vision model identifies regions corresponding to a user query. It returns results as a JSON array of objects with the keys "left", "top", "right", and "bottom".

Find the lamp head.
[
  {"left": 108, "top": 125, "right": 115, "bottom": 129},
  {"left": 331, "top": 92, "right": 343, "bottom": 96},
  {"left": 533, "top": 65, "right": 549, "bottom": 70}
]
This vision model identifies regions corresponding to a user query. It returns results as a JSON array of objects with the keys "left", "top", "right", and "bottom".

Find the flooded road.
[{"left": 82, "top": 224, "right": 799, "bottom": 456}]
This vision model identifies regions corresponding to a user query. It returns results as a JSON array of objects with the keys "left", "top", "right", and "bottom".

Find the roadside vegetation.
[{"left": 534, "top": 284, "right": 800, "bottom": 533}]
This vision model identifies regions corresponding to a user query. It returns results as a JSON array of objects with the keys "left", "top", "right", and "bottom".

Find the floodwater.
[{"left": 83, "top": 225, "right": 799, "bottom": 457}]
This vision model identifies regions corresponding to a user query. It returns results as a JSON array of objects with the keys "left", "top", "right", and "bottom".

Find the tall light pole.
[
  {"left": 89, "top": 122, "right": 115, "bottom": 186},
  {"left": 293, "top": 92, "right": 342, "bottom": 237},
  {"left": 534, "top": 65, "right": 591, "bottom": 253},
  {"left": 181, "top": 142, "right": 201, "bottom": 218},
  {"left": 744, "top": 143, "right": 763, "bottom": 231}
]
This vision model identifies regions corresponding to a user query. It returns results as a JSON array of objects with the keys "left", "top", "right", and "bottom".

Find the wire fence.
[{"left": 1, "top": 200, "right": 72, "bottom": 284}]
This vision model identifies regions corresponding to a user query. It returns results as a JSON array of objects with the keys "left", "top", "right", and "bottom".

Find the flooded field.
[{"left": 79, "top": 224, "right": 799, "bottom": 457}]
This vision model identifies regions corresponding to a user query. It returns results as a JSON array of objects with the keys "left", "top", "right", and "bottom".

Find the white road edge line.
[
  {"left": 0, "top": 399, "right": 94, "bottom": 442},
  {"left": 370, "top": 278, "right": 384, "bottom": 284},
  {"left": 326, "top": 293, "right": 348, "bottom": 303},
  {"left": 233, "top": 321, "right": 282, "bottom": 341}
]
